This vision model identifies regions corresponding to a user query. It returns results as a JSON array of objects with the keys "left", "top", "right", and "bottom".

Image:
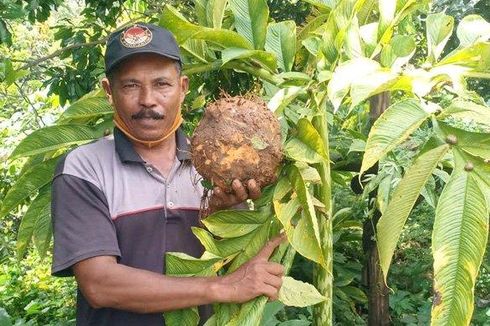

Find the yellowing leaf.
[{"left": 279, "top": 276, "right": 326, "bottom": 307}]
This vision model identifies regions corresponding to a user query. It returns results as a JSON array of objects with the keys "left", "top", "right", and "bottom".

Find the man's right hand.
[{"left": 212, "top": 234, "right": 286, "bottom": 303}]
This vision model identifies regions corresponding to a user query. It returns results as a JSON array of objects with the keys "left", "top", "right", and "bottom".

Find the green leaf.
[
  {"left": 338, "top": 286, "right": 368, "bottom": 303},
  {"left": 165, "top": 252, "right": 220, "bottom": 276},
  {"left": 225, "top": 296, "right": 268, "bottom": 326},
  {"left": 164, "top": 308, "right": 199, "bottom": 326},
  {"left": 161, "top": 5, "right": 252, "bottom": 49},
  {"left": 192, "top": 227, "right": 259, "bottom": 258},
  {"left": 221, "top": 48, "right": 277, "bottom": 72},
  {"left": 202, "top": 209, "right": 270, "bottom": 238},
  {"left": 426, "top": 12, "right": 454, "bottom": 62},
  {"left": 456, "top": 14, "right": 490, "bottom": 47},
  {"left": 9, "top": 124, "right": 106, "bottom": 160},
  {"left": 287, "top": 165, "right": 326, "bottom": 268},
  {"left": 0, "top": 19, "right": 12, "bottom": 46},
  {"left": 32, "top": 189, "right": 53, "bottom": 259},
  {"left": 431, "top": 172, "right": 489, "bottom": 325},
  {"left": 378, "top": 0, "right": 396, "bottom": 40},
  {"left": 377, "top": 144, "right": 450, "bottom": 282},
  {"left": 230, "top": 0, "right": 269, "bottom": 49},
  {"left": 265, "top": 21, "right": 296, "bottom": 72},
  {"left": 360, "top": 99, "right": 430, "bottom": 176},
  {"left": 16, "top": 186, "right": 51, "bottom": 258},
  {"left": 284, "top": 138, "right": 324, "bottom": 164},
  {"left": 227, "top": 222, "right": 271, "bottom": 272},
  {"left": 296, "top": 118, "right": 328, "bottom": 161},
  {"left": 438, "top": 99, "right": 490, "bottom": 130},
  {"left": 437, "top": 122, "right": 490, "bottom": 160},
  {"left": 267, "top": 86, "right": 306, "bottom": 114},
  {"left": 278, "top": 276, "right": 325, "bottom": 307},
  {"left": 381, "top": 35, "right": 416, "bottom": 68},
  {"left": 206, "top": 0, "right": 228, "bottom": 29},
  {"left": 0, "top": 307, "right": 12, "bottom": 326},
  {"left": 58, "top": 94, "right": 113, "bottom": 123},
  {"left": 0, "top": 158, "right": 59, "bottom": 219}
]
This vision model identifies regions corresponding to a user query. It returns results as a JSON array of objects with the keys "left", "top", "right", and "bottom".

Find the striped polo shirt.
[{"left": 51, "top": 127, "right": 210, "bottom": 325}]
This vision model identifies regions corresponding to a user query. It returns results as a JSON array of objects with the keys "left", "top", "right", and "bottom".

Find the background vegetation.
[{"left": 0, "top": 0, "right": 489, "bottom": 325}]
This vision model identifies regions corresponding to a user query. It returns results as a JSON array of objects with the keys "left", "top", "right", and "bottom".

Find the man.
[{"left": 51, "top": 23, "right": 285, "bottom": 325}]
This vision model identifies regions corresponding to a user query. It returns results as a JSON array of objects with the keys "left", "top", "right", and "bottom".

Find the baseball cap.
[{"left": 104, "top": 22, "right": 182, "bottom": 73}]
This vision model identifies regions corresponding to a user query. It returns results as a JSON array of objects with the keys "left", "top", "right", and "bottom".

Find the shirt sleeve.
[{"left": 51, "top": 171, "right": 121, "bottom": 277}]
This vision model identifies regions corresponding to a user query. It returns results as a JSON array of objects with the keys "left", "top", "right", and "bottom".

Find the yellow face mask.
[{"left": 113, "top": 108, "right": 183, "bottom": 149}]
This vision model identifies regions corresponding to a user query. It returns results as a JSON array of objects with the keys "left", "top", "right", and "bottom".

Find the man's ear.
[
  {"left": 179, "top": 75, "right": 189, "bottom": 104},
  {"left": 101, "top": 77, "right": 114, "bottom": 106}
]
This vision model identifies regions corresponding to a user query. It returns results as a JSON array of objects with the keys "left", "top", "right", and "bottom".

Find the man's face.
[{"left": 102, "top": 53, "right": 188, "bottom": 142}]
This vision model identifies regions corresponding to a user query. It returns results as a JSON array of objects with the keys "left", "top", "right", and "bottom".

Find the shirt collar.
[{"left": 114, "top": 127, "right": 191, "bottom": 163}]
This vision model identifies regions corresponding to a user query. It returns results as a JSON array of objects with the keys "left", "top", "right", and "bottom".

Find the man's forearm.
[{"left": 74, "top": 256, "right": 222, "bottom": 314}]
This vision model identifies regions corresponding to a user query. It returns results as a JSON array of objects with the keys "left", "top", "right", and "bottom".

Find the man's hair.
[{"left": 106, "top": 59, "right": 182, "bottom": 86}]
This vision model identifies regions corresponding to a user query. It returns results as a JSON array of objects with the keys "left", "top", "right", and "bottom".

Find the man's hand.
[
  {"left": 213, "top": 234, "right": 286, "bottom": 303},
  {"left": 208, "top": 179, "right": 261, "bottom": 211}
]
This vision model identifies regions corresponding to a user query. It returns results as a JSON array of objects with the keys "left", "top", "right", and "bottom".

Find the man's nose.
[{"left": 139, "top": 86, "right": 157, "bottom": 107}]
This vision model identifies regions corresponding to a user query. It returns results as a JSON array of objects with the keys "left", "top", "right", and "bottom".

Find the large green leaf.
[
  {"left": 267, "top": 86, "right": 306, "bottom": 114},
  {"left": 164, "top": 253, "right": 220, "bottom": 326},
  {"left": 377, "top": 144, "right": 450, "bottom": 282},
  {"left": 381, "top": 35, "right": 416, "bottom": 68},
  {"left": 16, "top": 185, "right": 51, "bottom": 258},
  {"left": 0, "top": 158, "right": 59, "bottom": 219},
  {"left": 192, "top": 227, "right": 259, "bottom": 258},
  {"left": 58, "top": 94, "right": 112, "bottom": 123},
  {"left": 201, "top": 209, "right": 269, "bottom": 238},
  {"left": 438, "top": 99, "right": 490, "bottom": 130},
  {"left": 426, "top": 12, "right": 454, "bottom": 63},
  {"left": 221, "top": 48, "right": 277, "bottom": 72},
  {"left": 161, "top": 5, "right": 252, "bottom": 49},
  {"left": 265, "top": 21, "right": 296, "bottom": 72},
  {"left": 164, "top": 308, "right": 199, "bottom": 326},
  {"left": 229, "top": 0, "right": 268, "bottom": 49},
  {"left": 360, "top": 98, "right": 430, "bottom": 176},
  {"left": 437, "top": 122, "right": 490, "bottom": 160},
  {"left": 284, "top": 138, "right": 324, "bottom": 164},
  {"left": 32, "top": 189, "right": 53, "bottom": 259},
  {"left": 225, "top": 296, "right": 268, "bottom": 326},
  {"left": 278, "top": 276, "right": 326, "bottom": 307},
  {"left": 431, "top": 172, "right": 489, "bottom": 325},
  {"left": 226, "top": 222, "right": 270, "bottom": 273},
  {"left": 296, "top": 118, "right": 329, "bottom": 161},
  {"left": 287, "top": 165, "right": 326, "bottom": 268},
  {"left": 206, "top": 0, "right": 228, "bottom": 29},
  {"left": 166, "top": 252, "right": 220, "bottom": 276},
  {"left": 456, "top": 14, "right": 490, "bottom": 47},
  {"left": 437, "top": 42, "right": 490, "bottom": 68},
  {"left": 377, "top": 0, "right": 396, "bottom": 41},
  {"left": 9, "top": 124, "right": 106, "bottom": 160}
]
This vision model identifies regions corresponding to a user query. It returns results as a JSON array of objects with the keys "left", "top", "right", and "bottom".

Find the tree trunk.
[{"left": 362, "top": 92, "right": 391, "bottom": 326}]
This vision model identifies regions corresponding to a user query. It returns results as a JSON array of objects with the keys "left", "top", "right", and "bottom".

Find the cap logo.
[{"left": 120, "top": 25, "right": 152, "bottom": 48}]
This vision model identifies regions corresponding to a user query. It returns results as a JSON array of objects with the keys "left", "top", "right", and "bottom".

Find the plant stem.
[{"left": 312, "top": 110, "right": 333, "bottom": 326}]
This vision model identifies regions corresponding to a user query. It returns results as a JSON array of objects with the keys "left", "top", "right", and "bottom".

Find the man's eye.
[
  {"left": 123, "top": 83, "right": 138, "bottom": 89},
  {"left": 156, "top": 81, "right": 170, "bottom": 87}
]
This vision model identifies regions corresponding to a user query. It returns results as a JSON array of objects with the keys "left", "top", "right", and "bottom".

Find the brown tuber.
[{"left": 191, "top": 95, "right": 283, "bottom": 192}]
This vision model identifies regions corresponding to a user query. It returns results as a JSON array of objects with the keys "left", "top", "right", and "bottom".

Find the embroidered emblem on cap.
[{"left": 120, "top": 25, "right": 152, "bottom": 48}]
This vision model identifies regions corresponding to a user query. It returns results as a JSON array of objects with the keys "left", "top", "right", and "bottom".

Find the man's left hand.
[{"left": 208, "top": 179, "right": 261, "bottom": 211}]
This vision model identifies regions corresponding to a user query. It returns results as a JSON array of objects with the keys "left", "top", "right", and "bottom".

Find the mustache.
[{"left": 131, "top": 108, "right": 165, "bottom": 120}]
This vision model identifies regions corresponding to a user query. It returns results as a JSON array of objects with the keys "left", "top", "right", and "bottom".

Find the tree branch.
[{"left": 19, "top": 38, "right": 108, "bottom": 71}]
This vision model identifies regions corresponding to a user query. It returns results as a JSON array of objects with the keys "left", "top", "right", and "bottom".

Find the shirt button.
[
  {"left": 168, "top": 201, "right": 174, "bottom": 208},
  {"left": 146, "top": 166, "right": 153, "bottom": 173}
]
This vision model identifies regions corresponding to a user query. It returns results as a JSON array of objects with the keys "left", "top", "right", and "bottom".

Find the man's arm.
[{"left": 73, "top": 235, "right": 285, "bottom": 313}]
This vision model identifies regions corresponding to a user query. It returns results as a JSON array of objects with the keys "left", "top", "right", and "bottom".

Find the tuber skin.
[{"left": 191, "top": 95, "right": 283, "bottom": 193}]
